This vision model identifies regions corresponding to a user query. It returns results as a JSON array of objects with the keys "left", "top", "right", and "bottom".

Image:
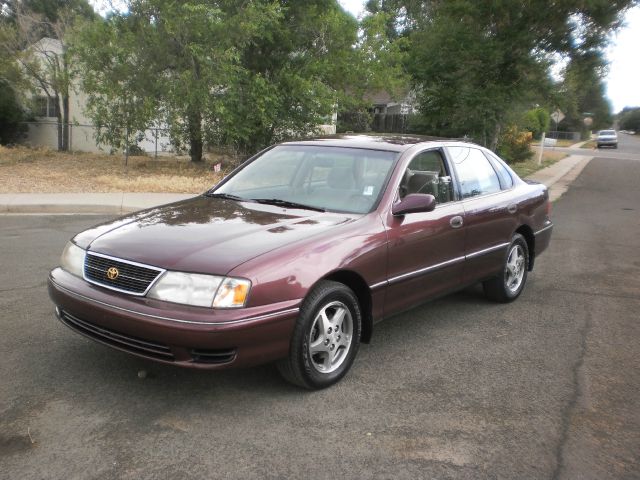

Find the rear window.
[{"left": 599, "top": 130, "right": 616, "bottom": 135}]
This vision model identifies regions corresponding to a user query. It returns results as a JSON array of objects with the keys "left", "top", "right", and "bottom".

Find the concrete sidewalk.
[
  {"left": 0, "top": 192, "right": 193, "bottom": 214},
  {"left": 0, "top": 154, "right": 592, "bottom": 214},
  {"left": 527, "top": 154, "right": 592, "bottom": 202}
]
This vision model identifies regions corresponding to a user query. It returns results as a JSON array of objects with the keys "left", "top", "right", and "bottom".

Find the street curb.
[
  {"left": 546, "top": 156, "right": 592, "bottom": 202},
  {"left": 2, "top": 204, "right": 137, "bottom": 214}
]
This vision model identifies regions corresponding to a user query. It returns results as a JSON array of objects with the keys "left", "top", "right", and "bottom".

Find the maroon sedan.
[{"left": 49, "top": 135, "right": 553, "bottom": 389}]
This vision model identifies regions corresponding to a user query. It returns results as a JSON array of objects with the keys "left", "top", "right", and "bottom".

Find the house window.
[{"left": 35, "top": 96, "right": 59, "bottom": 118}]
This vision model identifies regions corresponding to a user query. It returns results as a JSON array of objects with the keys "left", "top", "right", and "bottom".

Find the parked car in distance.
[
  {"left": 48, "top": 135, "right": 553, "bottom": 389},
  {"left": 596, "top": 129, "right": 618, "bottom": 148}
]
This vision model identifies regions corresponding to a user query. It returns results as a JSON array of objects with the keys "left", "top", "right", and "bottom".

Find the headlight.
[
  {"left": 147, "top": 272, "right": 251, "bottom": 308},
  {"left": 60, "top": 242, "right": 86, "bottom": 278}
]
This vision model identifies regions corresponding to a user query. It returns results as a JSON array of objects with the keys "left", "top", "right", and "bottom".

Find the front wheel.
[
  {"left": 483, "top": 233, "right": 529, "bottom": 303},
  {"left": 277, "top": 280, "right": 361, "bottom": 389}
]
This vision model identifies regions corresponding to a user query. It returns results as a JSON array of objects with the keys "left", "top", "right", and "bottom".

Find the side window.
[
  {"left": 448, "top": 146, "right": 501, "bottom": 199},
  {"left": 484, "top": 152, "right": 514, "bottom": 189},
  {"left": 399, "top": 149, "right": 454, "bottom": 204}
]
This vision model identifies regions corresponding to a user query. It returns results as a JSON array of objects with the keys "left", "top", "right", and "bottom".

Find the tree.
[
  {"left": 218, "top": 0, "right": 363, "bottom": 155},
  {"left": 373, "top": 0, "right": 637, "bottom": 148},
  {"left": 0, "top": 1, "right": 94, "bottom": 150},
  {"left": 523, "top": 107, "right": 551, "bottom": 139},
  {"left": 0, "top": 79, "right": 28, "bottom": 144},
  {"left": 618, "top": 107, "right": 640, "bottom": 132},
  {"left": 72, "top": 13, "right": 160, "bottom": 156},
  {"left": 558, "top": 52, "right": 613, "bottom": 133},
  {"left": 76, "top": 0, "right": 365, "bottom": 161},
  {"left": 76, "top": 0, "right": 282, "bottom": 162}
]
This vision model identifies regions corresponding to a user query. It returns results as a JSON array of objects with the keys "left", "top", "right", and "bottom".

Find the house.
[
  {"left": 21, "top": 38, "right": 336, "bottom": 154},
  {"left": 365, "top": 89, "right": 418, "bottom": 115},
  {"left": 22, "top": 38, "right": 175, "bottom": 155}
]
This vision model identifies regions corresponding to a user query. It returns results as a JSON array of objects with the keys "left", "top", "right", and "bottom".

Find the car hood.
[{"left": 75, "top": 196, "right": 357, "bottom": 275}]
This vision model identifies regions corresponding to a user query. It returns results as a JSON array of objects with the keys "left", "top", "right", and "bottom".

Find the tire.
[
  {"left": 277, "top": 280, "right": 361, "bottom": 389},
  {"left": 483, "top": 233, "right": 529, "bottom": 303}
]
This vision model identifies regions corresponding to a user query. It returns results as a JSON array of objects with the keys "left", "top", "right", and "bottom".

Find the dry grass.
[
  {"left": 511, "top": 150, "right": 567, "bottom": 178},
  {"left": 1, "top": 144, "right": 569, "bottom": 194},
  {"left": 531, "top": 138, "right": 575, "bottom": 148},
  {"left": 0, "top": 146, "right": 229, "bottom": 193}
]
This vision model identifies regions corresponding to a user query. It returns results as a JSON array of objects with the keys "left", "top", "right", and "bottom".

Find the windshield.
[
  {"left": 212, "top": 145, "right": 398, "bottom": 214},
  {"left": 599, "top": 130, "right": 616, "bottom": 136}
]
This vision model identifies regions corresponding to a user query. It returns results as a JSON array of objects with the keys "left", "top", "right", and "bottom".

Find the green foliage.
[
  {"left": 523, "top": 108, "right": 550, "bottom": 139},
  {"left": 0, "top": 79, "right": 27, "bottom": 144},
  {"left": 337, "top": 109, "right": 373, "bottom": 133},
  {"left": 0, "top": 1, "right": 92, "bottom": 150},
  {"left": 218, "top": 0, "right": 361, "bottom": 155},
  {"left": 376, "top": 0, "right": 635, "bottom": 149},
  {"left": 75, "top": 0, "right": 364, "bottom": 161},
  {"left": 618, "top": 107, "right": 640, "bottom": 132},
  {"left": 72, "top": 14, "right": 161, "bottom": 152},
  {"left": 557, "top": 52, "right": 613, "bottom": 133},
  {"left": 497, "top": 126, "right": 533, "bottom": 164}
]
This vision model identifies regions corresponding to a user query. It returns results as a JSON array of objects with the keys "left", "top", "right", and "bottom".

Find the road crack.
[{"left": 551, "top": 307, "right": 592, "bottom": 480}]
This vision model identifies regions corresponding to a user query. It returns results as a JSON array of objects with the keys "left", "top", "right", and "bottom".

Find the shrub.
[
  {"left": 498, "top": 125, "right": 533, "bottom": 163},
  {"left": 523, "top": 107, "right": 550, "bottom": 139},
  {"left": 0, "top": 81, "right": 28, "bottom": 145}
]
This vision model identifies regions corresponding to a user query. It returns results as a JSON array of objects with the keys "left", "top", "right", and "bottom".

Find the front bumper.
[
  {"left": 48, "top": 268, "right": 300, "bottom": 369},
  {"left": 597, "top": 139, "right": 617, "bottom": 147}
]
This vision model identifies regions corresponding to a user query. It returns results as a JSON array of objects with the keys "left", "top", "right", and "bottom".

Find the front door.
[{"left": 383, "top": 148, "right": 466, "bottom": 315}]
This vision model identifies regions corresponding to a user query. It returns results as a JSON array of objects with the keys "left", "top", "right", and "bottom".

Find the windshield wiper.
[
  {"left": 205, "top": 192, "right": 247, "bottom": 201},
  {"left": 251, "top": 198, "right": 325, "bottom": 212}
]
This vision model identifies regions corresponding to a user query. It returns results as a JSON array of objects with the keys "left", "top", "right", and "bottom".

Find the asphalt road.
[
  {"left": 1, "top": 138, "right": 639, "bottom": 479},
  {"left": 552, "top": 130, "right": 640, "bottom": 161}
]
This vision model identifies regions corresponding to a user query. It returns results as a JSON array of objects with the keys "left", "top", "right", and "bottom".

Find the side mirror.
[{"left": 392, "top": 193, "right": 436, "bottom": 216}]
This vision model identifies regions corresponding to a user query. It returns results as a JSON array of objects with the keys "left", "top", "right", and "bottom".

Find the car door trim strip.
[
  {"left": 464, "top": 242, "right": 510, "bottom": 260},
  {"left": 534, "top": 223, "right": 553, "bottom": 236},
  {"left": 370, "top": 242, "right": 510, "bottom": 289},
  {"left": 385, "top": 256, "right": 466, "bottom": 286}
]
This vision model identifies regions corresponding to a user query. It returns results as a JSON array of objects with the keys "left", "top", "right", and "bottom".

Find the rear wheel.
[
  {"left": 483, "top": 233, "right": 529, "bottom": 303},
  {"left": 277, "top": 280, "right": 361, "bottom": 389}
]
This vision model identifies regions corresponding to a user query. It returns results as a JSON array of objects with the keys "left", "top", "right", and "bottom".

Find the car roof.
[{"left": 283, "top": 134, "right": 472, "bottom": 153}]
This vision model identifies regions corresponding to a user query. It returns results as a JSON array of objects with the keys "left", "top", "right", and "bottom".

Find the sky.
[
  {"left": 605, "top": 6, "right": 640, "bottom": 112},
  {"left": 90, "top": 0, "right": 640, "bottom": 113}
]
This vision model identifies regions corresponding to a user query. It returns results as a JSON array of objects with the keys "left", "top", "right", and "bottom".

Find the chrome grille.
[{"left": 84, "top": 252, "right": 163, "bottom": 295}]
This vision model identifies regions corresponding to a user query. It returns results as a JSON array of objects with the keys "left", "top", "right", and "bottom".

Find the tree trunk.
[
  {"left": 188, "top": 109, "right": 203, "bottom": 162},
  {"left": 62, "top": 94, "right": 70, "bottom": 151},
  {"left": 489, "top": 122, "right": 502, "bottom": 151},
  {"left": 55, "top": 93, "right": 63, "bottom": 151}
]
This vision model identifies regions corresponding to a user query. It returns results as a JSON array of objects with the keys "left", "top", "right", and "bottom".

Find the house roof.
[{"left": 363, "top": 89, "right": 412, "bottom": 106}]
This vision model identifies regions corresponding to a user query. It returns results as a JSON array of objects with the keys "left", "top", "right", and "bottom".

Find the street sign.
[{"left": 550, "top": 110, "right": 565, "bottom": 124}]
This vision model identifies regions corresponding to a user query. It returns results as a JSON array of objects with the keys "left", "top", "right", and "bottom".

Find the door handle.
[
  {"left": 507, "top": 203, "right": 518, "bottom": 214},
  {"left": 449, "top": 216, "right": 464, "bottom": 228}
]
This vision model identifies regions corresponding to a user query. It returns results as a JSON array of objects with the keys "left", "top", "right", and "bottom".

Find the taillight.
[{"left": 545, "top": 200, "right": 552, "bottom": 217}]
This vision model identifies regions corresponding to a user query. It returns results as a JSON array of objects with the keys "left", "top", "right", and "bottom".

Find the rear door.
[{"left": 446, "top": 146, "right": 518, "bottom": 284}]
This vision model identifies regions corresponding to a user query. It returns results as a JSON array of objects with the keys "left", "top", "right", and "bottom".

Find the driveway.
[{"left": 1, "top": 138, "right": 639, "bottom": 479}]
